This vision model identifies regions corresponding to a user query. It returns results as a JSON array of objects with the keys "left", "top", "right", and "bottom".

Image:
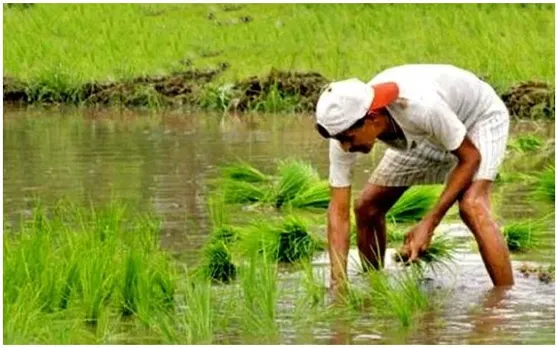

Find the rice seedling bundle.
[
  {"left": 503, "top": 219, "right": 542, "bottom": 252},
  {"left": 288, "top": 180, "right": 330, "bottom": 209},
  {"left": 534, "top": 164, "right": 555, "bottom": 202},
  {"left": 508, "top": 134, "right": 543, "bottom": 152},
  {"left": 200, "top": 242, "right": 237, "bottom": 283},
  {"left": 386, "top": 186, "right": 440, "bottom": 223},
  {"left": 273, "top": 159, "right": 320, "bottom": 208},
  {"left": 392, "top": 233, "right": 457, "bottom": 267},
  {"left": 221, "top": 179, "right": 267, "bottom": 204},
  {"left": 220, "top": 162, "right": 268, "bottom": 183}
]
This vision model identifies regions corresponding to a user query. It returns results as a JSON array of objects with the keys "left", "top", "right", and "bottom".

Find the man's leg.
[
  {"left": 354, "top": 184, "right": 408, "bottom": 271},
  {"left": 458, "top": 180, "right": 514, "bottom": 286}
]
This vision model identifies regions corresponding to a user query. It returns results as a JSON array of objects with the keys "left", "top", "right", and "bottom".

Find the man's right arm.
[
  {"left": 328, "top": 186, "right": 351, "bottom": 293},
  {"left": 327, "top": 140, "right": 357, "bottom": 293}
]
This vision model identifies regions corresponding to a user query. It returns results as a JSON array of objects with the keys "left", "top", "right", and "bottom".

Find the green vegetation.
[
  {"left": 342, "top": 267, "right": 430, "bottom": 328},
  {"left": 534, "top": 164, "right": 555, "bottom": 202},
  {"left": 392, "top": 233, "right": 458, "bottom": 269},
  {"left": 3, "top": 201, "right": 177, "bottom": 343},
  {"left": 508, "top": 134, "right": 544, "bottom": 153},
  {"left": 386, "top": 186, "right": 441, "bottom": 224},
  {"left": 218, "top": 159, "right": 330, "bottom": 210},
  {"left": 3, "top": 4, "right": 555, "bottom": 112},
  {"left": 503, "top": 219, "right": 541, "bottom": 252}
]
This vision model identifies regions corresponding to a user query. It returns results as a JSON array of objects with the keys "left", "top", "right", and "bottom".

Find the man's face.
[{"left": 334, "top": 118, "right": 378, "bottom": 154}]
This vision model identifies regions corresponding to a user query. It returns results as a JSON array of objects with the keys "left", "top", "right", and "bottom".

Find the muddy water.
[{"left": 3, "top": 106, "right": 555, "bottom": 344}]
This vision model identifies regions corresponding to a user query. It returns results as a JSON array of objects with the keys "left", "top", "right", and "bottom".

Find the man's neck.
[{"left": 377, "top": 112, "right": 403, "bottom": 142}]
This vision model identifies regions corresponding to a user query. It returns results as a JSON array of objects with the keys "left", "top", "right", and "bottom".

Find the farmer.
[{"left": 315, "top": 64, "right": 514, "bottom": 292}]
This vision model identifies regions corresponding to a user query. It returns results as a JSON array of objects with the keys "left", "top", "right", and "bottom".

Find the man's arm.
[
  {"left": 327, "top": 139, "right": 357, "bottom": 291},
  {"left": 403, "top": 101, "right": 480, "bottom": 261},
  {"left": 328, "top": 186, "right": 351, "bottom": 293},
  {"left": 426, "top": 136, "right": 480, "bottom": 225}
]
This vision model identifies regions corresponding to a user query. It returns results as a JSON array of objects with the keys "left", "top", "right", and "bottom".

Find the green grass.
[{"left": 4, "top": 4, "right": 554, "bottom": 91}]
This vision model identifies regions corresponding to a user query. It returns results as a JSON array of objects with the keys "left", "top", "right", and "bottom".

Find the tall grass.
[{"left": 3, "top": 4, "right": 553, "bottom": 90}]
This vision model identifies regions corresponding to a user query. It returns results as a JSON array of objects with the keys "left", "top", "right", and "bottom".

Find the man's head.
[{"left": 315, "top": 78, "right": 399, "bottom": 153}]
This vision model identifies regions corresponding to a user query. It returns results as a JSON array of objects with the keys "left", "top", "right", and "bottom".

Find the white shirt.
[{"left": 329, "top": 64, "right": 502, "bottom": 188}]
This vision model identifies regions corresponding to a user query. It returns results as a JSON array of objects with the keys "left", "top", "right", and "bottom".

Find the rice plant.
[
  {"left": 534, "top": 164, "right": 555, "bottom": 203},
  {"left": 508, "top": 134, "right": 543, "bottom": 152},
  {"left": 273, "top": 159, "right": 320, "bottom": 208},
  {"left": 503, "top": 219, "right": 542, "bottom": 252},
  {"left": 288, "top": 180, "right": 330, "bottom": 209},
  {"left": 239, "top": 254, "right": 279, "bottom": 342},
  {"left": 3, "top": 200, "right": 178, "bottom": 342},
  {"left": 221, "top": 179, "right": 267, "bottom": 204},
  {"left": 220, "top": 161, "right": 269, "bottom": 183},
  {"left": 365, "top": 267, "right": 429, "bottom": 327},
  {"left": 340, "top": 266, "right": 430, "bottom": 328},
  {"left": 234, "top": 215, "right": 319, "bottom": 263},
  {"left": 386, "top": 186, "right": 440, "bottom": 224},
  {"left": 200, "top": 241, "right": 237, "bottom": 283},
  {"left": 392, "top": 233, "right": 457, "bottom": 269}
]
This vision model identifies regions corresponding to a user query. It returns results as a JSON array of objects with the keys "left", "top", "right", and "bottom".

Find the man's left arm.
[{"left": 403, "top": 101, "right": 481, "bottom": 261}]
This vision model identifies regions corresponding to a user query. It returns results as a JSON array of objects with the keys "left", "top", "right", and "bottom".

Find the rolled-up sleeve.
[
  {"left": 329, "top": 139, "right": 358, "bottom": 187},
  {"left": 426, "top": 101, "right": 467, "bottom": 151}
]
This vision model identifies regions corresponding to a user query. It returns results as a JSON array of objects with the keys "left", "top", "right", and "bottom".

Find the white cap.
[{"left": 315, "top": 78, "right": 399, "bottom": 136}]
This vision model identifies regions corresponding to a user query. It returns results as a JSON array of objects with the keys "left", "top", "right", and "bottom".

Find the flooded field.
[{"left": 3, "top": 106, "right": 555, "bottom": 344}]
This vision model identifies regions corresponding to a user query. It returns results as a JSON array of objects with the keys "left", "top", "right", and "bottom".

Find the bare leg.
[
  {"left": 458, "top": 180, "right": 514, "bottom": 286},
  {"left": 354, "top": 184, "right": 408, "bottom": 271}
]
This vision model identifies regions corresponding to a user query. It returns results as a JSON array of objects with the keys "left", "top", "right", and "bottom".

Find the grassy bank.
[{"left": 3, "top": 4, "right": 555, "bottom": 115}]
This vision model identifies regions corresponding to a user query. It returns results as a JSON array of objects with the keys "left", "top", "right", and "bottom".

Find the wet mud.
[
  {"left": 501, "top": 81, "right": 555, "bottom": 119},
  {"left": 519, "top": 262, "right": 555, "bottom": 284}
]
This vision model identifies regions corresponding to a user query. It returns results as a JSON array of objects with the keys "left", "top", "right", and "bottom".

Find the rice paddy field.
[{"left": 2, "top": 3, "right": 556, "bottom": 345}]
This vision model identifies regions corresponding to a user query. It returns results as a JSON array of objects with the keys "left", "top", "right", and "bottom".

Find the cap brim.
[{"left": 369, "top": 82, "right": 399, "bottom": 111}]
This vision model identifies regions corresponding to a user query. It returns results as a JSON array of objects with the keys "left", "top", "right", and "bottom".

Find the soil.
[
  {"left": 232, "top": 69, "right": 329, "bottom": 112},
  {"left": 3, "top": 64, "right": 229, "bottom": 107},
  {"left": 519, "top": 262, "right": 555, "bottom": 284},
  {"left": 501, "top": 81, "right": 555, "bottom": 119}
]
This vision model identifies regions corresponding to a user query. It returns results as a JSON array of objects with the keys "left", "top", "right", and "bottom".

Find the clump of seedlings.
[
  {"left": 342, "top": 266, "right": 430, "bottom": 327},
  {"left": 217, "top": 159, "right": 330, "bottom": 210},
  {"left": 392, "top": 233, "right": 458, "bottom": 269},
  {"left": 534, "top": 164, "right": 555, "bottom": 203},
  {"left": 508, "top": 134, "right": 543, "bottom": 153},
  {"left": 198, "top": 195, "right": 239, "bottom": 282},
  {"left": 386, "top": 186, "right": 440, "bottom": 223},
  {"left": 502, "top": 219, "right": 540, "bottom": 252},
  {"left": 235, "top": 215, "right": 321, "bottom": 263}
]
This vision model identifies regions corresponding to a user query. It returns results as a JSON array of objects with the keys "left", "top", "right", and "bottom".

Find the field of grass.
[{"left": 3, "top": 4, "right": 555, "bottom": 110}]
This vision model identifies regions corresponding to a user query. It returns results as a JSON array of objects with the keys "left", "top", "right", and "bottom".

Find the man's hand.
[{"left": 400, "top": 215, "right": 437, "bottom": 263}]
